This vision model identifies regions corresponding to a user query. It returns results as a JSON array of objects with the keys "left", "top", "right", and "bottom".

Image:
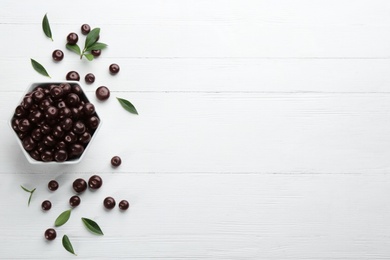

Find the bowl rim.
[{"left": 9, "top": 81, "right": 102, "bottom": 165}]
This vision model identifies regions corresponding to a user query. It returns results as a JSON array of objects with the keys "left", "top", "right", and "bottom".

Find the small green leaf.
[
  {"left": 20, "top": 185, "right": 31, "bottom": 193},
  {"left": 62, "top": 235, "right": 77, "bottom": 255},
  {"left": 83, "top": 53, "right": 94, "bottom": 61},
  {"left": 21, "top": 185, "right": 36, "bottom": 206},
  {"left": 85, "top": 28, "right": 100, "bottom": 49},
  {"left": 30, "top": 59, "right": 51, "bottom": 78},
  {"left": 55, "top": 209, "right": 71, "bottom": 227},
  {"left": 66, "top": 43, "right": 81, "bottom": 55},
  {"left": 85, "top": 42, "right": 108, "bottom": 52},
  {"left": 81, "top": 217, "right": 104, "bottom": 235},
  {"left": 117, "top": 97, "right": 138, "bottom": 115},
  {"left": 28, "top": 188, "right": 36, "bottom": 207},
  {"left": 42, "top": 13, "right": 53, "bottom": 41}
]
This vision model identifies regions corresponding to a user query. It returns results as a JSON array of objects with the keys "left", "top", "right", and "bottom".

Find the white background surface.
[{"left": 1, "top": 0, "right": 390, "bottom": 259}]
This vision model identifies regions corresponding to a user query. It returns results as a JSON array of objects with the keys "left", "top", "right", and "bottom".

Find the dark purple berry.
[
  {"left": 84, "top": 73, "right": 95, "bottom": 84},
  {"left": 48, "top": 180, "right": 59, "bottom": 191},
  {"left": 104, "top": 197, "right": 116, "bottom": 209},
  {"left": 119, "top": 200, "right": 129, "bottom": 210},
  {"left": 52, "top": 50, "right": 64, "bottom": 61},
  {"left": 41, "top": 200, "right": 52, "bottom": 211},
  {"left": 111, "top": 156, "right": 121, "bottom": 167},
  {"left": 41, "top": 150, "right": 53, "bottom": 162},
  {"left": 44, "top": 228, "right": 57, "bottom": 240},
  {"left": 67, "top": 32, "right": 78, "bottom": 45},
  {"left": 66, "top": 71, "right": 80, "bottom": 81},
  {"left": 88, "top": 175, "right": 103, "bottom": 190},
  {"left": 54, "top": 149, "right": 68, "bottom": 162},
  {"left": 81, "top": 24, "right": 91, "bottom": 35},
  {"left": 95, "top": 86, "right": 110, "bottom": 101},
  {"left": 73, "top": 178, "right": 87, "bottom": 193},
  {"left": 91, "top": 49, "right": 101, "bottom": 57},
  {"left": 69, "top": 195, "right": 81, "bottom": 207},
  {"left": 109, "top": 64, "right": 120, "bottom": 74}
]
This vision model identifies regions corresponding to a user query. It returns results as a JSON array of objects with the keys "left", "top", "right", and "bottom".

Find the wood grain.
[
  {"left": 1, "top": 173, "right": 390, "bottom": 259},
  {"left": 1, "top": 0, "right": 390, "bottom": 259},
  {"left": 2, "top": 58, "right": 390, "bottom": 93},
  {"left": 2, "top": 92, "right": 390, "bottom": 174}
]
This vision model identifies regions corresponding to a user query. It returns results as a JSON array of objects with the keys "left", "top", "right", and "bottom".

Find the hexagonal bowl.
[{"left": 9, "top": 81, "right": 102, "bottom": 164}]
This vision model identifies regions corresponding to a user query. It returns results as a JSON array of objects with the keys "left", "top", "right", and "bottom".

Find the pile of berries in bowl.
[{"left": 10, "top": 81, "right": 101, "bottom": 164}]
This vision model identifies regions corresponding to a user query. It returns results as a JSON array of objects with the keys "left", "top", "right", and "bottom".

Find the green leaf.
[
  {"left": 117, "top": 97, "right": 139, "bottom": 115},
  {"left": 81, "top": 217, "right": 104, "bottom": 235},
  {"left": 83, "top": 53, "right": 94, "bottom": 61},
  {"left": 20, "top": 185, "right": 31, "bottom": 193},
  {"left": 21, "top": 185, "right": 36, "bottom": 206},
  {"left": 28, "top": 188, "right": 36, "bottom": 207},
  {"left": 62, "top": 235, "right": 77, "bottom": 255},
  {"left": 85, "top": 42, "right": 108, "bottom": 52},
  {"left": 30, "top": 59, "right": 51, "bottom": 78},
  {"left": 85, "top": 28, "right": 100, "bottom": 49},
  {"left": 42, "top": 13, "right": 53, "bottom": 41},
  {"left": 55, "top": 209, "right": 71, "bottom": 227},
  {"left": 66, "top": 43, "right": 81, "bottom": 55}
]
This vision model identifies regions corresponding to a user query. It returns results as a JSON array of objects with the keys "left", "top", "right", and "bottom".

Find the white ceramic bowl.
[{"left": 9, "top": 81, "right": 102, "bottom": 164}]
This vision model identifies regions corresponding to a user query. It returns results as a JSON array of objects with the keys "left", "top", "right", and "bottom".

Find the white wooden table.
[{"left": 1, "top": 0, "right": 390, "bottom": 259}]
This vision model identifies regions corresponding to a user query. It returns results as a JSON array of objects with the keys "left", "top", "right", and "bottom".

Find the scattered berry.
[
  {"left": 103, "top": 197, "right": 116, "bottom": 209},
  {"left": 81, "top": 24, "right": 91, "bottom": 35},
  {"left": 109, "top": 64, "right": 120, "bottom": 74},
  {"left": 69, "top": 195, "right": 81, "bottom": 207},
  {"left": 44, "top": 228, "right": 57, "bottom": 240},
  {"left": 111, "top": 156, "right": 121, "bottom": 167},
  {"left": 119, "top": 200, "right": 129, "bottom": 210},
  {"left": 67, "top": 32, "right": 78, "bottom": 45},
  {"left": 48, "top": 180, "right": 59, "bottom": 191},
  {"left": 41, "top": 200, "right": 52, "bottom": 211},
  {"left": 52, "top": 50, "right": 64, "bottom": 61},
  {"left": 84, "top": 73, "right": 95, "bottom": 84}
]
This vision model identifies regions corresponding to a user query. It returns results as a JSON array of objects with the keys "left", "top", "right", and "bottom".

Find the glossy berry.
[
  {"left": 41, "top": 200, "right": 52, "bottom": 211},
  {"left": 91, "top": 49, "right": 101, "bottom": 57},
  {"left": 66, "top": 71, "right": 80, "bottom": 81},
  {"left": 111, "top": 156, "right": 121, "bottom": 167},
  {"left": 85, "top": 73, "right": 95, "bottom": 84},
  {"left": 73, "top": 178, "right": 87, "bottom": 193},
  {"left": 52, "top": 50, "right": 64, "bottom": 61},
  {"left": 95, "top": 86, "right": 110, "bottom": 101},
  {"left": 48, "top": 180, "right": 59, "bottom": 191},
  {"left": 88, "top": 116, "right": 100, "bottom": 129},
  {"left": 119, "top": 200, "right": 129, "bottom": 210},
  {"left": 54, "top": 149, "right": 68, "bottom": 162},
  {"left": 88, "top": 175, "right": 103, "bottom": 190},
  {"left": 109, "top": 64, "right": 120, "bottom": 74},
  {"left": 103, "top": 197, "right": 116, "bottom": 209},
  {"left": 69, "top": 195, "right": 81, "bottom": 207},
  {"left": 67, "top": 32, "right": 78, "bottom": 45},
  {"left": 44, "top": 228, "right": 57, "bottom": 241},
  {"left": 81, "top": 24, "right": 91, "bottom": 35}
]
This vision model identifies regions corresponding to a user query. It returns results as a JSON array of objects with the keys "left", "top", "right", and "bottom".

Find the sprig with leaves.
[
  {"left": 66, "top": 28, "right": 107, "bottom": 61},
  {"left": 20, "top": 185, "right": 36, "bottom": 206}
]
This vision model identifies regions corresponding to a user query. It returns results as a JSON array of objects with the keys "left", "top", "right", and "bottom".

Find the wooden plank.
[
  {"left": 2, "top": 58, "right": 390, "bottom": 93},
  {"left": 1, "top": 22, "right": 390, "bottom": 58},
  {"left": 1, "top": 172, "right": 390, "bottom": 259},
  {"left": 2, "top": 92, "right": 390, "bottom": 174},
  {"left": 1, "top": 0, "right": 389, "bottom": 27}
]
